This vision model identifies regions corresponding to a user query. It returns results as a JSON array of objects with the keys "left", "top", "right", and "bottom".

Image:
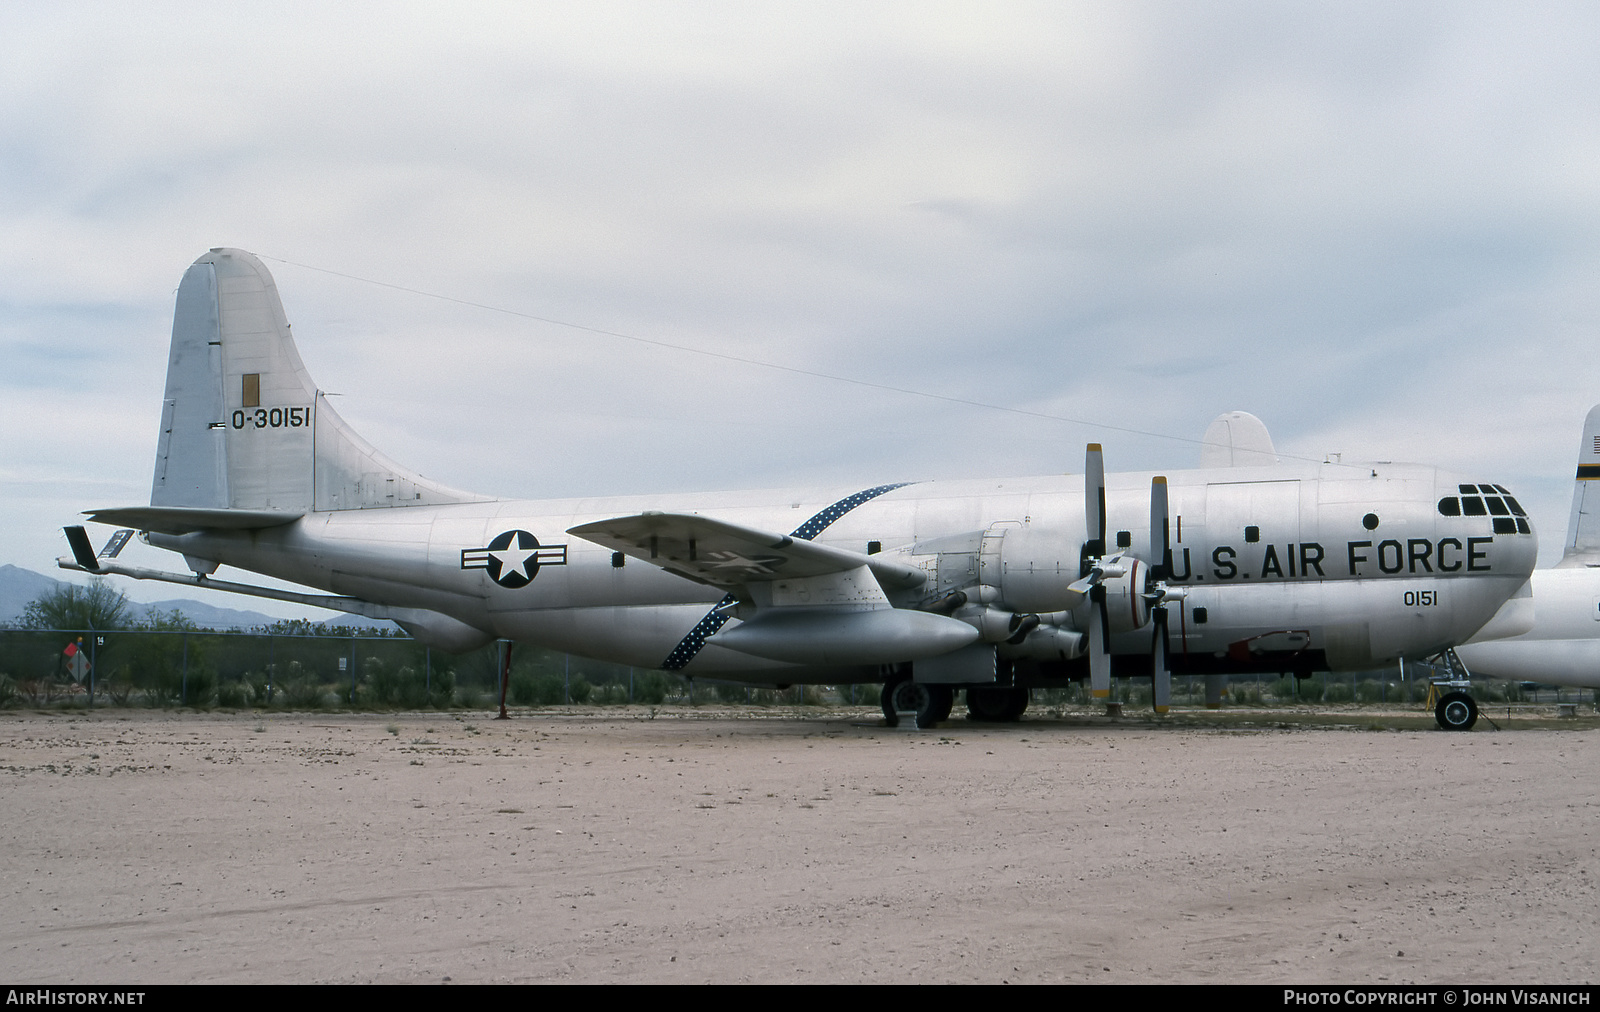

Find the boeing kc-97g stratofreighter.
[{"left": 61, "top": 249, "right": 1539, "bottom": 729}]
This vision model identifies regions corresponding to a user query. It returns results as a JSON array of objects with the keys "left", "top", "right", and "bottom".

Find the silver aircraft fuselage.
[
  {"left": 77, "top": 249, "right": 1538, "bottom": 694},
  {"left": 147, "top": 462, "right": 1535, "bottom": 682}
]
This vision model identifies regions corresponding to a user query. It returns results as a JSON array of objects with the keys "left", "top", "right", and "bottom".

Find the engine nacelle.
[
  {"left": 998, "top": 624, "right": 1087, "bottom": 661},
  {"left": 1096, "top": 556, "right": 1151, "bottom": 636},
  {"left": 990, "top": 524, "right": 1084, "bottom": 613}
]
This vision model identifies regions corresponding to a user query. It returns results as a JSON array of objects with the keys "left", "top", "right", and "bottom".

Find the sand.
[{"left": 0, "top": 705, "right": 1595, "bottom": 984}]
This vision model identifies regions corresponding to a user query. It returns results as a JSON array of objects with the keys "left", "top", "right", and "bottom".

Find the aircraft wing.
[
  {"left": 568, "top": 512, "right": 926, "bottom": 590},
  {"left": 83, "top": 506, "right": 305, "bottom": 535}
]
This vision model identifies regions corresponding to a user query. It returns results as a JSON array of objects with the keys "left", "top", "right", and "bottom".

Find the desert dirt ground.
[{"left": 0, "top": 704, "right": 1595, "bottom": 985}]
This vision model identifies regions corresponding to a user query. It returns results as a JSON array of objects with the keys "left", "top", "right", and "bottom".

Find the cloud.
[{"left": 2, "top": 1, "right": 1599, "bottom": 609}]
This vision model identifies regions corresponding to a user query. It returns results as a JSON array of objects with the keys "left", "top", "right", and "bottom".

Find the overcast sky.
[{"left": 4, "top": 2, "right": 1599, "bottom": 617}]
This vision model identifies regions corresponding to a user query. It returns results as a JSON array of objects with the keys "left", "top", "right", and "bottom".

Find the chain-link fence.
[
  {"left": 0, "top": 628, "right": 875, "bottom": 709},
  {"left": 3, "top": 628, "right": 1595, "bottom": 711}
]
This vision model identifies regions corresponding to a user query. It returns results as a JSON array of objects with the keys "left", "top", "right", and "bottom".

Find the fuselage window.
[
  {"left": 1485, "top": 497, "right": 1510, "bottom": 516},
  {"left": 1438, "top": 497, "right": 1461, "bottom": 516},
  {"left": 1504, "top": 496, "right": 1527, "bottom": 516},
  {"left": 1462, "top": 497, "right": 1487, "bottom": 516}
]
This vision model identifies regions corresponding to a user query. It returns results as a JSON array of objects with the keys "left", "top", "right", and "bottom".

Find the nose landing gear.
[
  {"left": 1422, "top": 648, "right": 1479, "bottom": 731},
  {"left": 1434, "top": 690, "right": 1479, "bottom": 731}
]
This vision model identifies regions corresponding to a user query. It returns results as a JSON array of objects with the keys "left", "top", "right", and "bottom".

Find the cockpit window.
[{"left": 1443, "top": 484, "right": 1530, "bottom": 532}]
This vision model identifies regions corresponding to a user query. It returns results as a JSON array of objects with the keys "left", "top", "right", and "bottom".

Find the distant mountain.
[
  {"left": 0, "top": 564, "right": 400, "bottom": 632},
  {"left": 0, "top": 565, "right": 61, "bottom": 627}
]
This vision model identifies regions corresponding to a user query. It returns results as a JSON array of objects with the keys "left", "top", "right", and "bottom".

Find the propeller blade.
[
  {"left": 1149, "top": 476, "right": 1170, "bottom": 580},
  {"left": 1085, "top": 443, "right": 1105, "bottom": 556},
  {"left": 1088, "top": 588, "right": 1111, "bottom": 701},
  {"left": 1151, "top": 608, "right": 1170, "bottom": 714}
]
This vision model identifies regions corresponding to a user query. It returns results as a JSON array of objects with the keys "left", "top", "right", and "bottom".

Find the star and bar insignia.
[{"left": 461, "top": 530, "right": 567, "bottom": 588}]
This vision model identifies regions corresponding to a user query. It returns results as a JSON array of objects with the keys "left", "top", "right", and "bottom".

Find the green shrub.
[
  {"left": 180, "top": 668, "right": 215, "bottom": 707},
  {"left": 634, "top": 671, "right": 669, "bottom": 705},
  {"left": 567, "top": 675, "right": 592, "bottom": 704},
  {"left": 216, "top": 679, "right": 248, "bottom": 708},
  {"left": 594, "top": 682, "right": 629, "bottom": 705},
  {"left": 278, "top": 662, "right": 326, "bottom": 709}
]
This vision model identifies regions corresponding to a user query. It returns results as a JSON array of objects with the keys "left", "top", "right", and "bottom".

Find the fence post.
[
  {"left": 182, "top": 632, "right": 189, "bottom": 705},
  {"left": 349, "top": 634, "right": 357, "bottom": 704}
]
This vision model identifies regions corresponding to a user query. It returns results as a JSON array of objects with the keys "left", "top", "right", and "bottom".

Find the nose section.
[{"left": 1434, "top": 475, "right": 1539, "bottom": 581}]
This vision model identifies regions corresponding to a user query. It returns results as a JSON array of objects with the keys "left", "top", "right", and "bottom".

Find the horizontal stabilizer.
[
  {"left": 63, "top": 526, "right": 100, "bottom": 571},
  {"left": 84, "top": 505, "right": 304, "bottom": 535},
  {"left": 568, "top": 512, "right": 925, "bottom": 590},
  {"left": 53, "top": 554, "right": 493, "bottom": 653}
]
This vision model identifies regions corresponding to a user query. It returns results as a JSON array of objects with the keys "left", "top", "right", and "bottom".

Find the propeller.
[
  {"left": 1070, "top": 445, "right": 1185, "bottom": 714},
  {"left": 1082, "top": 444, "right": 1114, "bottom": 703},
  {"left": 1149, "top": 476, "right": 1172, "bottom": 715}
]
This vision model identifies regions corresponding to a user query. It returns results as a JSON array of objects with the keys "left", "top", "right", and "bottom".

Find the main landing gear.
[
  {"left": 880, "top": 676, "right": 954, "bottom": 729},
  {"left": 965, "top": 685, "right": 1029, "bottom": 723}
]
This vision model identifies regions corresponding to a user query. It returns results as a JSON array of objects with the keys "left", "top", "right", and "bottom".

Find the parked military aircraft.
[
  {"left": 1456, "top": 403, "right": 1600, "bottom": 692},
  {"left": 62, "top": 249, "right": 1538, "bottom": 728}
]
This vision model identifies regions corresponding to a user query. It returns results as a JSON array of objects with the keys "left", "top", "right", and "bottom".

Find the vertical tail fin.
[
  {"left": 1198, "top": 411, "right": 1278, "bottom": 468},
  {"left": 150, "top": 249, "right": 488, "bottom": 512},
  {"left": 1559, "top": 403, "right": 1600, "bottom": 566}
]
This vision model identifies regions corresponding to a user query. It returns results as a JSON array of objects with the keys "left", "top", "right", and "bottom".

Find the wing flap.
[{"left": 568, "top": 512, "right": 925, "bottom": 590}]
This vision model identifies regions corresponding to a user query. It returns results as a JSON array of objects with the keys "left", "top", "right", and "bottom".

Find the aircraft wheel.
[
  {"left": 1435, "top": 691, "right": 1478, "bottom": 731},
  {"left": 922, "top": 684, "right": 954, "bottom": 727},
  {"left": 1002, "top": 686, "right": 1030, "bottom": 721},
  {"left": 967, "top": 686, "right": 1028, "bottom": 722},
  {"left": 879, "top": 679, "right": 902, "bottom": 728},
  {"left": 885, "top": 680, "right": 950, "bottom": 728}
]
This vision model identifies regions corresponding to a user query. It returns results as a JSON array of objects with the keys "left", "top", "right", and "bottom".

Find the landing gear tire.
[
  {"left": 881, "top": 679, "right": 953, "bottom": 728},
  {"left": 1435, "top": 690, "right": 1478, "bottom": 731},
  {"left": 966, "top": 686, "right": 1029, "bottom": 722}
]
